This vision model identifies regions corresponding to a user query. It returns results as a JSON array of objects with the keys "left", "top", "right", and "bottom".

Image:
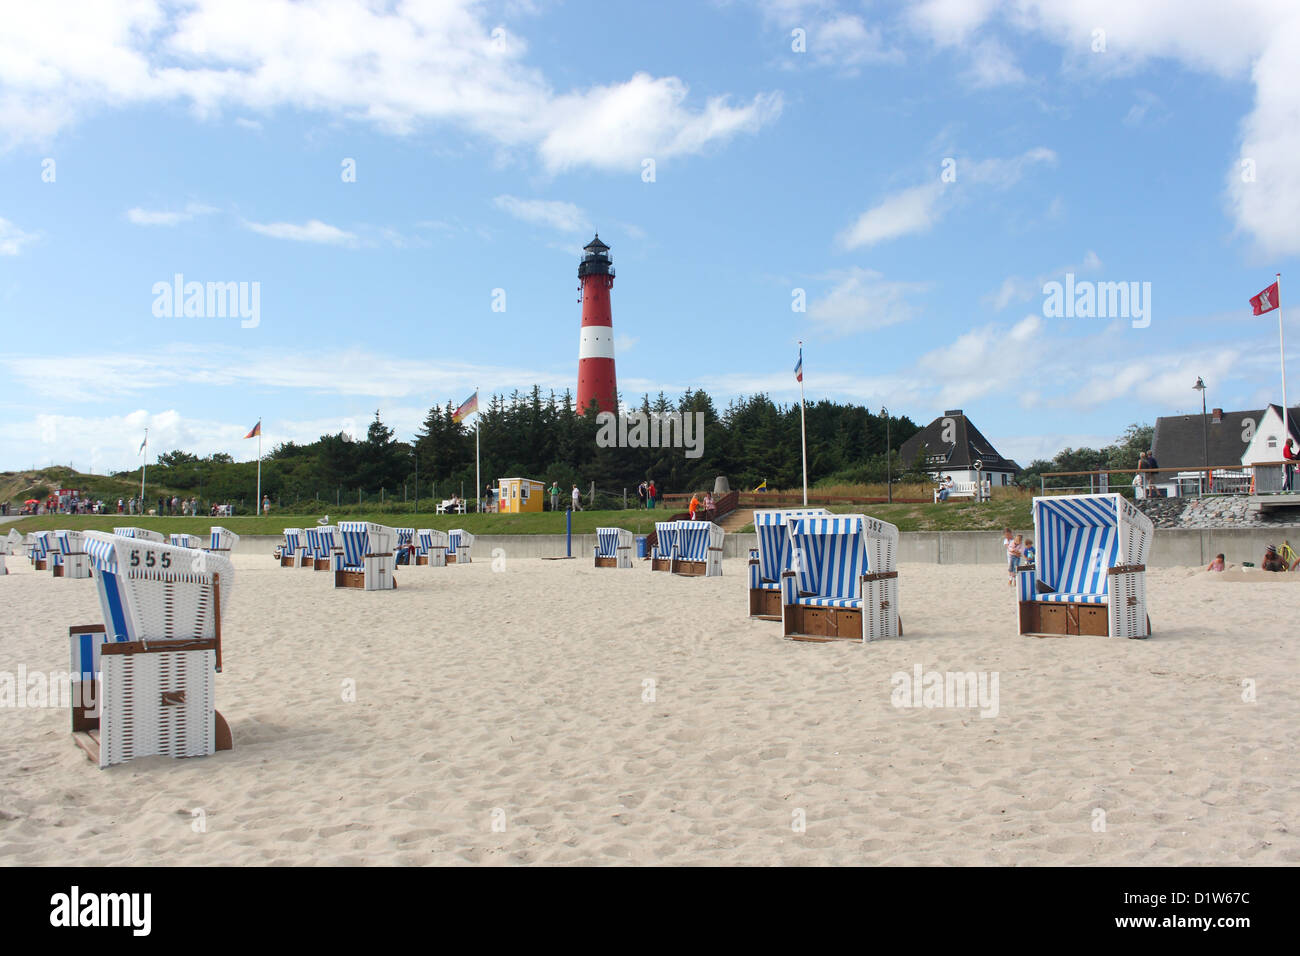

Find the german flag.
[
  {"left": 243, "top": 420, "right": 261, "bottom": 439},
  {"left": 452, "top": 392, "right": 478, "bottom": 424}
]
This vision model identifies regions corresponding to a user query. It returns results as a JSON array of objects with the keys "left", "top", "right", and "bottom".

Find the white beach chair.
[
  {"left": 1016, "top": 493, "right": 1154, "bottom": 639},
  {"left": 70, "top": 531, "right": 234, "bottom": 768},
  {"left": 415, "top": 528, "right": 449, "bottom": 567},
  {"left": 394, "top": 527, "right": 416, "bottom": 566},
  {"left": 113, "top": 527, "right": 166, "bottom": 543},
  {"left": 649, "top": 521, "right": 678, "bottom": 572},
  {"left": 748, "top": 508, "right": 831, "bottom": 619},
  {"left": 207, "top": 526, "right": 239, "bottom": 554},
  {"left": 594, "top": 527, "right": 634, "bottom": 568},
  {"left": 169, "top": 533, "right": 202, "bottom": 550},
  {"left": 670, "top": 520, "right": 724, "bottom": 577},
  {"left": 30, "top": 531, "right": 53, "bottom": 570},
  {"left": 277, "top": 528, "right": 308, "bottom": 567},
  {"left": 447, "top": 529, "right": 474, "bottom": 564},
  {"left": 52, "top": 530, "right": 93, "bottom": 579},
  {"left": 333, "top": 521, "right": 397, "bottom": 590},
  {"left": 0, "top": 528, "right": 23, "bottom": 575},
  {"left": 781, "top": 514, "right": 901, "bottom": 642}
]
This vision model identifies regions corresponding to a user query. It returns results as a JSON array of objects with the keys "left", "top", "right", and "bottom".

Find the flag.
[
  {"left": 794, "top": 348, "right": 803, "bottom": 383},
  {"left": 138, "top": 435, "right": 147, "bottom": 454},
  {"left": 1251, "top": 281, "right": 1280, "bottom": 315},
  {"left": 452, "top": 391, "right": 478, "bottom": 424},
  {"left": 754, "top": 479, "right": 767, "bottom": 492},
  {"left": 243, "top": 420, "right": 261, "bottom": 439}
]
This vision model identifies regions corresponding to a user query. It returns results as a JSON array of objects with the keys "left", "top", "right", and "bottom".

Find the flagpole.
[
  {"left": 138, "top": 429, "right": 147, "bottom": 509},
  {"left": 798, "top": 341, "right": 808, "bottom": 506},
  {"left": 475, "top": 387, "right": 481, "bottom": 514},
  {"left": 256, "top": 422, "right": 262, "bottom": 516},
  {"left": 1278, "top": 273, "right": 1288, "bottom": 428}
]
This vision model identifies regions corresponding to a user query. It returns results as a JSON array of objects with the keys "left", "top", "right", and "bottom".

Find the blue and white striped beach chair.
[
  {"left": 394, "top": 527, "right": 416, "bottom": 566},
  {"left": 29, "top": 531, "right": 53, "bottom": 570},
  {"left": 207, "top": 526, "right": 239, "bottom": 554},
  {"left": 113, "top": 527, "right": 166, "bottom": 543},
  {"left": 748, "top": 508, "right": 831, "bottom": 619},
  {"left": 277, "top": 528, "right": 308, "bottom": 567},
  {"left": 333, "top": 521, "right": 397, "bottom": 589},
  {"left": 52, "top": 530, "right": 93, "bottom": 578},
  {"left": 302, "top": 526, "right": 335, "bottom": 570},
  {"left": 594, "top": 527, "right": 634, "bottom": 568},
  {"left": 671, "top": 520, "right": 724, "bottom": 577},
  {"left": 780, "top": 514, "right": 900, "bottom": 642},
  {"left": 70, "top": 531, "right": 235, "bottom": 768},
  {"left": 447, "top": 529, "right": 474, "bottom": 564},
  {"left": 169, "top": 533, "right": 202, "bottom": 550},
  {"left": 1017, "top": 493, "right": 1153, "bottom": 639},
  {"left": 415, "top": 528, "right": 448, "bottom": 567},
  {"left": 649, "top": 521, "right": 679, "bottom": 572}
]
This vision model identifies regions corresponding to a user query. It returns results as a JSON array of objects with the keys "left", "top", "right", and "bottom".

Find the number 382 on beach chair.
[
  {"left": 1016, "top": 493, "right": 1154, "bottom": 639},
  {"left": 780, "top": 514, "right": 902, "bottom": 642},
  {"left": 69, "top": 531, "right": 235, "bottom": 768}
]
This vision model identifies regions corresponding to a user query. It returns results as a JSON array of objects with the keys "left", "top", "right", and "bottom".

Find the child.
[
  {"left": 1004, "top": 528, "right": 1018, "bottom": 586},
  {"left": 1207, "top": 553, "right": 1225, "bottom": 571},
  {"left": 1022, "top": 538, "right": 1035, "bottom": 566}
]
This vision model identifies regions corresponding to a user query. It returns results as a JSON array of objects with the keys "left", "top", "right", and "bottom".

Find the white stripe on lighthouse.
[{"left": 579, "top": 329, "right": 616, "bottom": 360}]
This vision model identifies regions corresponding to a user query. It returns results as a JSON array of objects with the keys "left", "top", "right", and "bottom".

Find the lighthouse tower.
[{"left": 576, "top": 234, "right": 618, "bottom": 415}]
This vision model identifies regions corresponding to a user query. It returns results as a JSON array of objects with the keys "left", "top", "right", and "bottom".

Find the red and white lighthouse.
[{"left": 577, "top": 233, "right": 617, "bottom": 415}]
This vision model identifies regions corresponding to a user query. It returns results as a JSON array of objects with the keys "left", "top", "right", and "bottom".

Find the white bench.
[
  {"left": 934, "top": 481, "right": 990, "bottom": 502},
  {"left": 437, "top": 499, "right": 467, "bottom": 515}
]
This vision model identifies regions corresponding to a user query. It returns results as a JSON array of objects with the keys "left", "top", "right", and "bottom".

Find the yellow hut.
[{"left": 497, "top": 477, "right": 544, "bottom": 514}]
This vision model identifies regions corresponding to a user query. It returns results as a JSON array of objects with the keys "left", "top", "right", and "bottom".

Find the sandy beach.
[{"left": 1, "top": 554, "right": 1296, "bottom": 866}]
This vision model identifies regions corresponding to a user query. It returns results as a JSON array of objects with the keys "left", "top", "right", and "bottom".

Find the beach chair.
[
  {"left": 748, "top": 508, "right": 831, "bottom": 619},
  {"left": 276, "top": 528, "right": 308, "bottom": 567},
  {"left": 70, "top": 531, "right": 234, "bottom": 768},
  {"left": 169, "top": 533, "right": 202, "bottom": 550},
  {"left": 207, "top": 527, "right": 239, "bottom": 554},
  {"left": 394, "top": 527, "right": 416, "bottom": 566},
  {"left": 333, "top": 521, "right": 397, "bottom": 590},
  {"left": 447, "top": 529, "right": 474, "bottom": 564},
  {"left": 314, "top": 525, "right": 343, "bottom": 570},
  {"left": 670, "top": 520, "right": 724, "bottom": 577},
  {"left": 113, "top": 527, "right": 166, "bottom": 543},
  {"left": 1016, "top": 493, "right": 1154, "bottom": 639},
  {"left": 781, "top": 514, "right": 901, "bottom": 642},
  {"left": 30, "top": 531, "right": 53, "bottom": 570},
  {"left": 649, "top": 521, "right": 679, "bottom": 572},
  {"left": 1, "top": 528, "right": 24, "bottom": 575},
  {"left": 415, "top": 528, "right": 448, "bottom": 567},
  {"left": 594, "top": 527, "right": 634, "bottom": 568},
  {"left": 52, "top": 530, "right": 93, "bottom": 578}
]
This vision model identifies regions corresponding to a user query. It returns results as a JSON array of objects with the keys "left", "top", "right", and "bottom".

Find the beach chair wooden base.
[
  {"left": 650, "top": 557, "right": 672, "bottom": 572},
  {"left": 783, "top": 605, "right": 903, "bottom": 642},
  {"left": 594, "top": 555, "right": 618, "bottom": 568},
  {"left": 416, "top": 554, "right": 428, "bottom": 565},
  {"left": 280, "top": 554, "right": 297, "bottom": 567},
  {"left": 34, "top": 559, "right": 48, "bottom": 571},
  {"left": 1018, "top": 600, "right": 1110, "bottom": 637},
  {"left": 749, "top": 587, "right": 782, "bottom": 620},
  {"left": 313, "top": 557, "right": 332, "bottom": 570}
]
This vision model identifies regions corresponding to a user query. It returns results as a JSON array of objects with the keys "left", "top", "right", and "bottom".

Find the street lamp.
[
  {"left": 412, "top": 448, "right": 419, "bottom": 514},
  {"left": 1194, "top": 376, "right": 1208, "bottom": 494},
  {"left": 881, "top": 406, "right": 891, "bottom": 504}
]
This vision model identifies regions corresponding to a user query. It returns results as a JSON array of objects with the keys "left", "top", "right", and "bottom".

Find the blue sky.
[{"left": 1, "top": 0, "right": 1297, "bottom": 474}]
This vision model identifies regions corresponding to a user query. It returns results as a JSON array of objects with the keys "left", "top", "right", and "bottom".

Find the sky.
[{"left": 1, "top": 0, "right": 1297, "bottom": 475}]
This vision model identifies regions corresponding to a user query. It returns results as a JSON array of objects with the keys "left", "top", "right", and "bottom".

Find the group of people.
[
  {"left": 1002, "top": 527, "right": 1036, "bottom": 585},
  {"left": 635, "top": 480, "right": 660, "bottom": 509},
  {"left": 1131, "top": 449, "right": 1161, "bottom": 499},
  {"left": 687, "top": 491, "right": 714, "bottom": 520},
  {"left": 1210, "top": 546, "right": 1294, "bottom": 572}
]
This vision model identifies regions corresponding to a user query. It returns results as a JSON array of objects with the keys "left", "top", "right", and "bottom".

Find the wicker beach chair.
[
  {"left": 52, "top": 530, "right": 93, "bottom": 578},
  {"left": 0, "top": 528, "right": 23, "bottom": 575},
  {"left": 670, "top": 520, "right": 724, "bottom": 577},
  {"left": 276, "top": 528, "right": 308, "bottom": 567},
  {"left": 333, "top": 521, "right": 397, "bottom": 589},
  {"left": 207, "top": 526, "right": 239, "bottom": 554},
  {"left": 30, "top": 531, "right": 53, "bottom": 570},
  {"left": 70, "top": 531, "right": 234, "bottom": 768},
  {"left": 594, "top": 527, "right": 634, "bottom": 568},
  {"left": 113, "top": 527, "right": 166, "bottom": 543},
  {"left": 394, "top": 527, "right": 416, "bottom": 566},
  {"left": 649, "top": 521, "right": 679, "bottom": 572},
  {"left": 415, "top": 528, "right": 448, "bottom": 567},
  {"left": 781, "top": 514, "right": 901, "bottom": 642},
  {"left": 1016, "top": 493, "right": 1154, "bottom": 639},
  {"left": 747, "top": 508, "right": 831, "bottom": 619},
  {"left": 447, "top": 529, "right": 474, "bottom": 564},
  {"left": 168, "top": 533, "right": 202, "bottom": 550}
]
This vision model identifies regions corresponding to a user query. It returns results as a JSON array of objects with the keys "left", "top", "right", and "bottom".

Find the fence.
[{"left": 1040, "top": 462, "right": 1294, "bottom": 498}]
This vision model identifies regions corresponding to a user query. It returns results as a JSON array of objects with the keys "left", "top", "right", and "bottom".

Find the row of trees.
[
  {"left": 124, "top": 388, "right": 926, "bottom": 508},
  {"left": 1018, "top": 423, "right": 1155, "bottom": 489}
]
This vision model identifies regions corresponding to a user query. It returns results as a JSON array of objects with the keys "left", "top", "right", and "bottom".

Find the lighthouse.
[{"left": 576, "top": 233, "right": 618, "bottom": 415}]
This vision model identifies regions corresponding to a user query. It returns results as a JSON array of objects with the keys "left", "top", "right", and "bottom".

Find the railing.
[{"left": 1039, "top": 462, "right": 1295, "bottom": 498}]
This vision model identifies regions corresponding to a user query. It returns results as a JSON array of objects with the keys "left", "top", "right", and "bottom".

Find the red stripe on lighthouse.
[{"left": 577, "top": 234, "right": 617, "bottom": 414}]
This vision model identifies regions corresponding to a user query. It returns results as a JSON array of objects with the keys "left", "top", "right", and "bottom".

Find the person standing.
[
  {"left": 688, "top": 492, "right": 700, "bottom": 520},
  {"left": 703, "top": 491, "right": 714, "bottom": 518},
  {"left": 571, "top": 484, "right": 582, "bottom": 511},
  {"left": 1283, "top": 438, "right": 1298, "bottom": 492},
  {"left": 262, "top": 494, "right": 271, "bottom": 516},
  {"left": 549, "top": 481, "right": 561, "bottom": 511},
  {"left": 647, "top": 479, "right": 657, "bottom": 509},
  {"left": 637, "top": 480, "right": 647, "bottom": 510}
]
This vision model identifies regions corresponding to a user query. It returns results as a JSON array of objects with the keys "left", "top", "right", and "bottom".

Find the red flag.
[{"left": 1251, "top": 281, "right": 1279, "bottom": 315}]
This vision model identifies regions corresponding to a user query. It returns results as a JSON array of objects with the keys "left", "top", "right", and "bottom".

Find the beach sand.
[{"left": 0, "top": 555, "right": 1296, "bottom": 866}]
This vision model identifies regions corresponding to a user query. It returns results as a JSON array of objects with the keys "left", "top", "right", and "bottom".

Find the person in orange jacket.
[{"left": 688, "top": 492, "right": 701, "bottom": 519}]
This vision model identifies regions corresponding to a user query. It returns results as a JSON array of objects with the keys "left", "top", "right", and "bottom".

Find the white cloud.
[
  {"left": 964, "top": 38, "right": 1026, "bottom": 87},
  {"left": 0, "top": 1, "right": 779, "bottom": 174},
  {"left": 986, "top": 249, "right": 1102, "bottom": 311},
  {"left": 243, "top": 219, "right": 357, "bottom": 245},
  {"left": 806, "top": 268, "right": 928, "bottom": 334},
  {"left": 492, "top": 195, "right": 589, "bottom": 233},
  {"left": 836, "top": 183, "right": 943, "bottom": 249},
  {"left": 126, "top": 201, "right": 217, "bottom": 226},
  {"left": 0, "top": 216, "right": 39, "bottom": 255}
]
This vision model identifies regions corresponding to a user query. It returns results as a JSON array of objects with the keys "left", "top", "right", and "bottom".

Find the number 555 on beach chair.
[
  {"left": 781, "top": 514, "right": 901, "bottom": 642},
  {"left": 415, "top": 528, "right": 448, "bottom": 566},
  {"left": 52, "top": 530, "right": 93, "bottom": 578},
  {"left": 671, "top": 520, "right": 724, "bottom": 577},
  {"left": 71, "top": 532, "right": 234, "bottom": 768},
  {"left": 1016, "top": 493, "right": 1154, "bottom": 639},
  {"left": 748, "top": 509, "right": 830, "bottom": 619},
  {"left": 447, "top": 529, "right": 474, "bottom": 564},
  {"left": 649, "top": 521, "right": 678, "bottom": 572},
  {"left": 594, "top": 527, "right": 634, "bottom": 568},
  {"left": 333, "top": 521, "right": 397, "bottom": 589}
]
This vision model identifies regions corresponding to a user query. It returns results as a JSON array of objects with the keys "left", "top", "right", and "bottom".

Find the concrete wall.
[{"left": 233, "top": 528, "right": 1284, "bottom": 566}]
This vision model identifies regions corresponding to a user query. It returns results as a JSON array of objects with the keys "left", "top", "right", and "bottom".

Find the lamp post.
[
  {"left": 881, "top": 406, "right": 891, "bottom": 503},
  {"left": 412, "top": 448, "right": 419, "bottom": 514},
  {"left": 1194, "top": 376, "right": 1208, "bottom": 495}
]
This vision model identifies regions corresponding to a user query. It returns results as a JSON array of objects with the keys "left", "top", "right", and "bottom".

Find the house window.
[{"left": 1268, "top": 437, "right": 1277, "bottom": 449}]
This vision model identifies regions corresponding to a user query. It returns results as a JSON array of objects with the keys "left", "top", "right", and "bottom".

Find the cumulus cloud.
[
  {"left": 126, "top": 201, "right": 217, "bottom": 226},
  {"left": 0, "top": 216, "right": 39, "bottom": 255},
  {"left": 806, "top": 268, "right": 929, "bottom": 334},
  {"left": 492, "top": 195, "right": 589, "bottom": 233},
  {"left": 243, "top": 219, "right": 357, "bottom": 245}
]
